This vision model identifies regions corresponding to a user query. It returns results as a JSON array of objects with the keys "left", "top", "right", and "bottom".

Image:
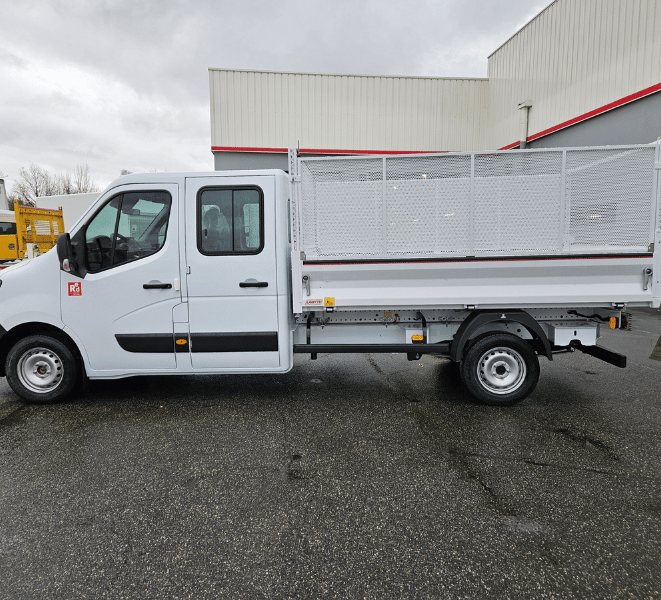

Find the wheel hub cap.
[
  {"left": 478, "top": 347, "right": 526, "bottom": 395},
  {"left": 18, "top": 348, "right": 64, "bottom": 394},
  {"left": 34, "top": 362, "right": 51, "bottom": 377}
]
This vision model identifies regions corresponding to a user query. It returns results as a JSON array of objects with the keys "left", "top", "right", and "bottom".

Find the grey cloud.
[
  {"left": 1, "top": 0, "right": 552, "bottom": 184},
  {"left": 0, "top": 47, "right": 27, "bottom": 68}
]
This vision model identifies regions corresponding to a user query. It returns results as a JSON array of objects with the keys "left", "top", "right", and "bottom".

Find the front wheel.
[
  {"left": 460, "top": 333, "right": 539, "bottom": 406},
  {"left": 6, "top": 335, "right": 78, "bottom": 404}
]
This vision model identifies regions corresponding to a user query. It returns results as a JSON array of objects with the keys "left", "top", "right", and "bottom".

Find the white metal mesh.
[
  {"left": 654, "top": 145, "right": 661, "bottom": 232},
  {"left": 658, "top": 169, "right": 661, "bottom": 233},
  {"left": 565, "top": 147, "right": 654, "bottom": 249},
  {"left": 295, "top": 147, "right": 656, "bottom": 260},
  {"left": 386, "top": 155, "right": 471, "bottom": 255},
  {"left": 300, "top": 159, "right": 383, "bottom": 257},
  {"left": 473, "top": 152, "right": 562, "bottom": 253}
]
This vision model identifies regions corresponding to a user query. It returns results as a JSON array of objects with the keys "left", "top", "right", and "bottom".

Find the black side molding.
[
  {"left": 577, "top": 344, "right": 627, "bottom": 368},
  {"left": 116, "top": 332, "right": 279, "bottom": 353},
  {"left": 190, "top": 332, "right": 278, "bottom": 352},
  {"left": 116, "top": 333, "right": 173, "bottom": 353}
]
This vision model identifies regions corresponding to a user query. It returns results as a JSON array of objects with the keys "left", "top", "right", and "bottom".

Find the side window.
[
  {"left": 85, "top": 191, "right": 171, "bottom": 273},
  {"left": 198, "top": 187, "right": 263, "bottom": 255}
]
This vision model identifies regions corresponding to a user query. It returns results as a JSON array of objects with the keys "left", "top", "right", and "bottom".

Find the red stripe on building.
[
  {"left": 211, "top": 146, "right": 449, "bottom": 155},
  {"left": 499, "top": 82, "right": 661, "bottom": 150}
]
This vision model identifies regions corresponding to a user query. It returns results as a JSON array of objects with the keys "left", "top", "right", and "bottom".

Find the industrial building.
[{"left": 209, "top": 0, "right": 661, "bottom": 170}]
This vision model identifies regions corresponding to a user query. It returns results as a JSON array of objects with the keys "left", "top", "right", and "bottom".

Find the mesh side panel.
[
  {"left": 296, "top": 148, "right": 655, "bottom": 260},
  {"left": 386, "top": 155, "right": 471, "bottom": 255},
  {"left": 300, "top": 159, "right": 384, "bottom": 257},
  {"left": 473, "top": 152, "right": 562, "bottom": 253},
  {"left": 566, "top": 147, "right": 654, "bottom": 249},
  {"left": 658, "top": 163, "right": 661, "bottom": 232},
  {"left": 385, "top": 155, "right": 470, "bottom": 180}
]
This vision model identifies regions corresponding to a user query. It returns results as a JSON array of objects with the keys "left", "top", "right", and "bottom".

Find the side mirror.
[{"left": 56, "top": 233, "right": 82, "bottom": 277}]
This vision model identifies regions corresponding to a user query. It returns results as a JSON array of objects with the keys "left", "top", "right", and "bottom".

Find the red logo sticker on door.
[{"left": 68, "top": 282, "right": 82, "bottom": 296}]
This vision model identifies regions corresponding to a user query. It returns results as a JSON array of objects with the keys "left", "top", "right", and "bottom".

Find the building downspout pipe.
[{"left": 518, "top": 100, "right": 533, "bottom": 149}]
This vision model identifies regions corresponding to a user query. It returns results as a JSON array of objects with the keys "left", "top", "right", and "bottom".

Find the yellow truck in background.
[{"left": 0, "top": 201, "right": 65, "bottom": 263}]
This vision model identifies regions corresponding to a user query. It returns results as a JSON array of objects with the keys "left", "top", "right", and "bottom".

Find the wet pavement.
[{"left": 0, "top": 309, "right": 660, "bottom": 599}]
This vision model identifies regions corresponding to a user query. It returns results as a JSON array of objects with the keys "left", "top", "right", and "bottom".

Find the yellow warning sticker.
[{"left": 324, "top": 297, "right": 335, "bottom": 307}]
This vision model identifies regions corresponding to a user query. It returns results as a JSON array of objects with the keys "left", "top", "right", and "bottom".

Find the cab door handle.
[
  {"left": 239, "top": 280, "right": 268, "bottom": 288},
  {"left": 143, "top": 282, "right": 172, "bottom": 289}
]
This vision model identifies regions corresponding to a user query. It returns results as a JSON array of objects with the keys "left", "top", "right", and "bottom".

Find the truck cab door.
[
  {"left": 184, "top": 175, "right": 287, "bottom": 371},
  {"left": 61, "top": 184, "right": 182, "bottom": 373}
]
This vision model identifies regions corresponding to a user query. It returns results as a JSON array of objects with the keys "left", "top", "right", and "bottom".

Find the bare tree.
[
  {"left": 72, "top": 163, "right": 97, "bottom": 194},
  {"left": 56, "top": 172, "right": 75, "bottom": 195},
  {"left": 11, "top": 164, "right": 55, "bottom": 206},
  {"left": 10, "top": 163, "right": 99, "bottom": 206}
]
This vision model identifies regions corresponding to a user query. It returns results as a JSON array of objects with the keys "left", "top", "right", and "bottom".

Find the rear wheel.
[
  {"left": 460, "top": 333, "right": 539, "bottom": 406},
  {"left": 6, "top": 335, "right": 78, "bottom": 404}
]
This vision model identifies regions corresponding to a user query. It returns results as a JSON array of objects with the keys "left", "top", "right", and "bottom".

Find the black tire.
[
  {"left": 5, "top": 335, "right": 78, "bottom": 404},
  {"left": 460, "top": 333, "right": 539, "bottom": 406}
]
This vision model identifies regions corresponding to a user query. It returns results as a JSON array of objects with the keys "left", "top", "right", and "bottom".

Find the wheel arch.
[
  {"left": 0, "top": 322, "right": 85, "bottom": 378},
  {"left": 450, "top": 310, "right": 552, "bottom": 363}
]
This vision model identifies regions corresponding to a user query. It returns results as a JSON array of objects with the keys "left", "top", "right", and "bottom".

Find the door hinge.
[{"left": 186, "top": 266, "right": 191, "bottom": 274}]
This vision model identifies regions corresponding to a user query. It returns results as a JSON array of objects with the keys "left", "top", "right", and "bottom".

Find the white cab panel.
[
  {"left": 184, "top": 174, "right": 287, "bottom": 371},
  {"left": 61, "top": 183, "right": 181, "bottom": 372}
]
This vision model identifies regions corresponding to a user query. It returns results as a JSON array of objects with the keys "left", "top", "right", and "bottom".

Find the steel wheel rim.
[
  {"left": 17, "top": 347, "right": 64, "bottom": 394},
  {"left": 477, "top": 346, "right": 526, "bottom": 395}
]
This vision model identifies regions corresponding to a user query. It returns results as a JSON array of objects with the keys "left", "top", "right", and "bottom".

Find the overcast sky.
[{"left": 0, "top": 0, "right": 551, "bottom": 191}]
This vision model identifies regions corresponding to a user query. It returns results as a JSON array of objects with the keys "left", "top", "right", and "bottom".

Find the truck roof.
[
  {"left": 108, "top": 169, "right": 287, "bottom": 188},
  {"left": 0, "top": 209, "right": 16, "bottom": 224}
]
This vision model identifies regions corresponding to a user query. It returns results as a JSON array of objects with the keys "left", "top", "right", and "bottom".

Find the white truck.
[{"left": 0, "top": 145, "right": 659, "bottom": 406}]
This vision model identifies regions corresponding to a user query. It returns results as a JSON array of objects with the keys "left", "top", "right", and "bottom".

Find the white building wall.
[
  {"left": 487, "top": 0, "right": 661, "bottom": 149},
  {"left": 209, "top": 69, "right": 489, "bottom": 153}
]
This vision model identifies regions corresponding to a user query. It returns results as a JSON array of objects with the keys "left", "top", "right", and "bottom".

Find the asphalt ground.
[{"left": 1, "top": 309, "right": 660, "bottom": 599}]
